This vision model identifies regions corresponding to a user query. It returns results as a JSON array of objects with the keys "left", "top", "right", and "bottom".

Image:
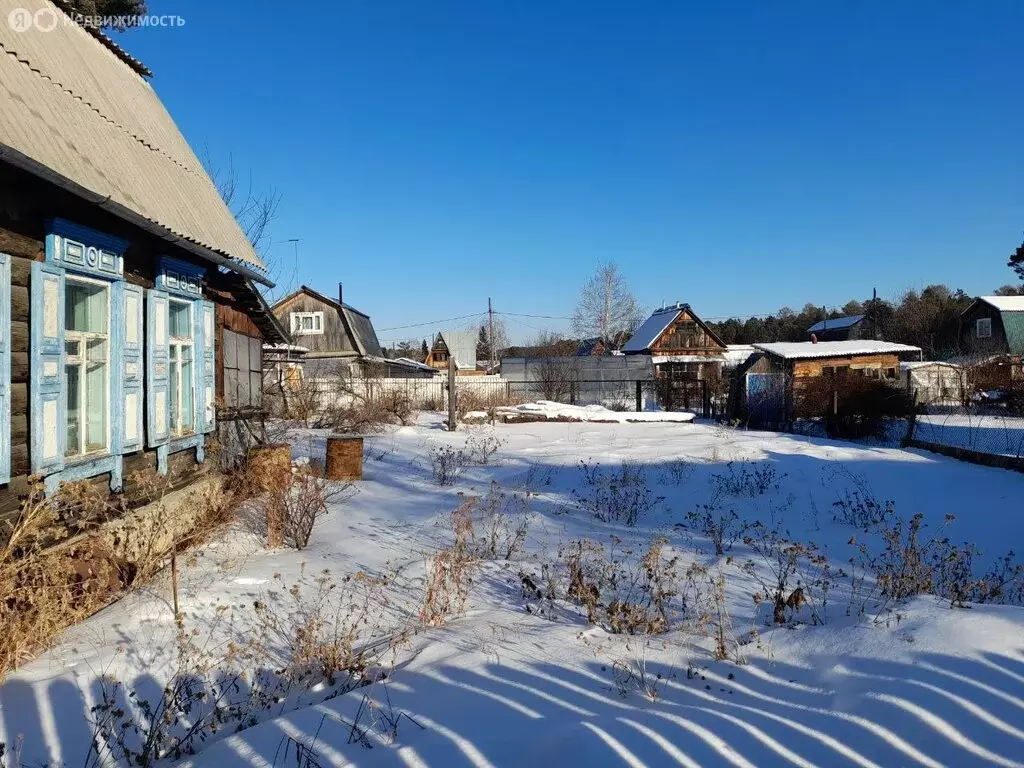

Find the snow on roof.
[
  {"left": 900, "top": 360, "right": 960, "bottom": 371},
  {"left": 621, "top": 306, "right": 683, "bottom": 353},
  {"left": 753, "top": 340, "right": 921, "bottom": 360},
  {"left": 651, "top": 355, "right": 727, "bottom": 364},
  {"left": 807, "top": 315, "right": 864, "bottom": 333},
  {"left": 978, "top": 296, "right": 1024, "bottom": 313}
]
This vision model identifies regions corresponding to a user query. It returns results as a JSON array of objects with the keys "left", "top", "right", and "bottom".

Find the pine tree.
[{"left": 1009, "top": 240, "right": 1024, "bottom": 282}]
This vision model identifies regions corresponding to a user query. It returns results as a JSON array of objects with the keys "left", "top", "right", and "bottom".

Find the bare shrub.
[
  {"left": 271, "top": 469, "right": 351, "bottom": 550},
  {"left": 833, "top": 489, "right": 894, "bottom": 529},
  {"left": 685, "top": 503, "right": 745, "bottom": 556},
  {"left": 870, "top": 513, "right": 934, "bottom": 604},
  {"left": 571, "top": 460, "right": 664, "bottom": 526},
  {"left": 428, "top": 445, "right": 467, "bottom": 486},
  {"left": 89, "top": 568, "right": 400, "bottom": 765},
  {"left": 741, "top": 522, "right": 827, "bottom": 625},
  {"left": 710, "top": 460, "right": 785, "bottom": 498},
  {"left": 462, "top": 482, "right": 532, "bottom": 560},
  {"left": 420, "top": 504, "right": 475, "bottom": 626},
  {"left": 605, "top": 537, "right": 680, "bottom": 635},
  {"left": 796, "top": 374, "right": 912, "bottom": 439},
  {"left": 611, "top": 643, "right": 660, "bottom": 701},
  {"left": 658, "top": 458, "right": 696, "bottom": 486},
  {"left": 464, "top": 427, "right": 505, "bottom": 465},
  {"left": 561, "top": 538, "right": 609, "bottom": 624}
]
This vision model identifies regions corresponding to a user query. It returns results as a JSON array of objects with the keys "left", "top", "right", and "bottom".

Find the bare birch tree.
[{"left": 571, "top": 262, "right": 643, "bottom": 347}]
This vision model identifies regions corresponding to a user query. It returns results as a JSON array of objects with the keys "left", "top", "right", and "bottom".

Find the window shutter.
[
  {"left": 199, "top": 300, "right": 216, "bottom": 432},
  {"left": 30, "top": 261, "right": 66, "bottom": 474},
  {"left": 0, "top": 254, "right": 9, "bottom": 483},
  {"left": 146, "top": 289, "right": 170, "bottom": 446},
  {"left": 120, "top": 283, "right": 144, "bottom": 452}
]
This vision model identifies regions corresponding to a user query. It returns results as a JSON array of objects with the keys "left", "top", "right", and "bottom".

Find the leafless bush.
[
  {"left": 605, "top": 538, "right": 680, "bottom": 635},
  {"left": 571, "top": 460, "right": 664, "bottom": 526},
  {"left": 658, "top": 458, "right": 696, "bottom": 486},
  {"left": 270, "top": 469, "right": 351, "bottom": 550},
  {"left": 89, "top": 569, "right": 400, "bottom": 765},
  {"left": 428, "top": 445, "right": 467, "bottom": 486},
  {"left": 685, "top": 503, "right": 746, "bottom": 556},
  {"left": 461, "top": 482, "right": 532, "bottom": 560},
  {"left": 797, "top": 374, "right": 912, "bottom": 439},
  {"left": 833, "top": 489, "right": 894, "bottom": 529},
  {"left": 741, "top": 522, "right": 828, "bottom": 625},
  {"left": 561, "top": 538, "right": 611, "bottom": 624},
  {"left": 420, "top": 503, "right": 475, "bottom": 626},
  {"left": 464, "top": 427, "right": 505, "bottom": 465},
  {"left": 710, "top": 460, "right": 785, "bottom": 498}
]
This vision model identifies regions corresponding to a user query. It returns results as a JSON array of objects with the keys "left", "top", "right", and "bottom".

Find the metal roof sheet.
[
  {"left": 807, "top": 315, "right": 864, "bottom": 333},
  {"left": 437, "top": 330, "right": 478, "bottom": 370},
  {"left": 0, "top": 0, "right": 266, "bottom": 273},
  {"left": 621, "top": 307, "right": 682, "bottom": 353},
  {"left": 753, "top": 340, "right": 921, "bottom": 360}
]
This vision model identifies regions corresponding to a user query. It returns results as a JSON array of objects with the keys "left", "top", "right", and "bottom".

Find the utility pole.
[
  {"left": 872, "top": 287, "right": 879, "bottom": 339},
  {"left": 488, "top": 297, "right": 495, "bottom": 375},
  {"left": 447, "top": 357, "right": 457, "bottom": 432}
]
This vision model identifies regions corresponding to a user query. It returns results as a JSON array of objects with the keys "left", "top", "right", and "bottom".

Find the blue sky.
[{"left": 119, "top": 1, "right": 1023, "bottom": 344}]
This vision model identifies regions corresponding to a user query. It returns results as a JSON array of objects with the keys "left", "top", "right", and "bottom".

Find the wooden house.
[
  {"left": 0, "top": 4, "right": 288, "bottom": 511},
  {"left": 743, "top": 340, "right": 922, "bottom": 424},
  {"left": 806, "top": 314, "right": 878, "bottom": 342},
  {"left": 956, "top": 296, "right": 1024, "bottom": 388},
  {"left": 270, "top": 285, "right": 385, "bottom": 375},
  {"left": 621, "top": 304, "right": 728, "bottom": 414},
  {"left": 425, "top": 331, "right": 481, "bottom": 375}
]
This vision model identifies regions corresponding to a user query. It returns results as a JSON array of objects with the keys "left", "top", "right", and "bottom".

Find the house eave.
[{"left": 0, "top": 145, "right": 274, "bottom": 287}]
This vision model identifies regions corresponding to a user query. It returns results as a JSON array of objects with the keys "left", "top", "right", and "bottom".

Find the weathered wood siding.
[
  {"left": 273, "top": 293, "right": 352, "bottom": 355},
  {"left": 649, "top": 310, "right": 724, "bottom": 356},
  {"left": 0, "top": 161, "right": 265, "bottom": 516}
]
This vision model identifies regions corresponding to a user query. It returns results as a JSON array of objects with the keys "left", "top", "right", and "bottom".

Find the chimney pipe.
[{"left": 338, "top": 282, "right": 343, "bottom": 307}]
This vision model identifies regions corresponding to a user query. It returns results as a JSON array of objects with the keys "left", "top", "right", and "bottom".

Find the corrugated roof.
[
  {"left": 753, "top": 340, "right": 921, "bottom": 360},
  {"left": 807, "top": 314, "right": 864, "bottom": 333},
  {"left": 621, "top": 307, "right": 682, "bottom": 353},
  {"left": 978, "top": 296, "right": 1024, "bottom": 313},
  {"left": 0, "top": 0, "right": 266, "bottom": 275},
  {"left": 438, "top": 330, "right": 477, "bottom": 370},
  {"left": 1001, "top": 311, "right": 1024, "bottom": 356}
]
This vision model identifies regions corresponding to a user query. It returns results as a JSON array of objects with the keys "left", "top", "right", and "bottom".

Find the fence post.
[
  {"left": 635, "top": 380, "right": 643, "bottom": 412},
  {"left": 448, "top": 357, "right": 457, "bottom": 431}
]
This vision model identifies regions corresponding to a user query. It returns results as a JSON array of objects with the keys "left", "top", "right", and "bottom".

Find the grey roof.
[
  {"left": 342, "top": 305, "right": 382, "bottom": 357},
  {"left": 438, "top": 330, "right": 478, "bottom": 370},
  {"left": 621, "top": 307, "right": 682, "bottom": 353},
  {"left": 753, "top": 340, "right": 921, "bottom": 360},
  {"left": 0, "top": 2, "right": 266, "bottom": 275},
  {"left": 807, "top": 315, "right": 864, "bottom": 333}
]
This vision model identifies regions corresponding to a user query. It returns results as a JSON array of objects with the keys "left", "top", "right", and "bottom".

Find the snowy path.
[{"left": 1, "top": 415, "right": 1022, "bottom": 767}]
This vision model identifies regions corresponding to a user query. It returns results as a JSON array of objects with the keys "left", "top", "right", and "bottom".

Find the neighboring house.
[
  {"left": 956, "top": 296, "right": 1024, "bottom": 389},
  {"left": 742, "top": 340, "right": 922, "bottom": 424},
  {"left": 806, "top": 314, "right": 877, "bottom": 342},
  {"left": 575, "top": 332, "right": 630, "bottom": 357},
  {"left": 270, "top": 285, "right": 384, "bottom": 375},
  {"left": 0, "top": 5, "right": 289, "bottom": 510},
  {"left": 959, "top": 296, "right": 1024, "bottom": 358},
  {"left": 622, "top": 304, "right": 727, "bottom": 380},
  {"left": 425, "top": 331, "right": 480, "bottom": 375}
]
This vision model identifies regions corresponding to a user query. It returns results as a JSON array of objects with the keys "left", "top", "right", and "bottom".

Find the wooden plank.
[
  {"left": 12, "top": 382, "right": 26, "bottom": 417},
  {"left": 10, "top": 254, "right": 33, "bottom": 287},
  {"left": 10, "top": 320, "right": 27, "bottom": 354},
  {"left": 12, "top": 351, "right": 27, "bottom": 383}
]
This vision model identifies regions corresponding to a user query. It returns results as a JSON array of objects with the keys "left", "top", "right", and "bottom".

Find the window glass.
[
  {"left": 66, "top": 281, "right": 107, "bottom": 333},
  {"left": 65, "top": 278, "right": 109, "bottom": 457},
  {"left": 169, "top": 300, "right": 191, "bottom": 338}
]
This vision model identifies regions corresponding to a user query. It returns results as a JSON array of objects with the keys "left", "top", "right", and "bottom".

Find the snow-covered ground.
[
  {"left": 915, "top": 413, "right": 1024, "bottom": 458},
  {"left": 2, "top": 415, "right": 1023, "bottom": 767}
]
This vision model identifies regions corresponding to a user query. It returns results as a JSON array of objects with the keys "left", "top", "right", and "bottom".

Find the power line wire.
[{"left": 376, "top": 312, "right": 487, "bottom": 333}]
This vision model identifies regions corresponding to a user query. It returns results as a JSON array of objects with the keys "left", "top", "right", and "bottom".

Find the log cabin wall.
[{"left": 0, "top": 161, "right": 266, "bottom": 518}]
